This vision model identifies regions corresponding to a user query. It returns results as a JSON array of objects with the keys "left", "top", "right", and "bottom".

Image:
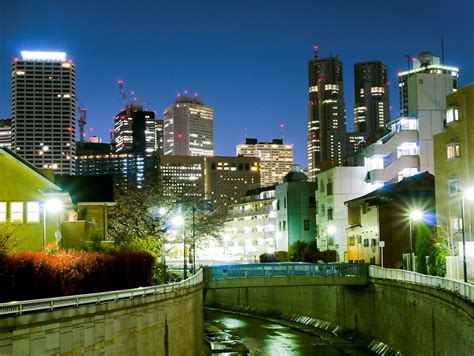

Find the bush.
[
  {"left": 259, "top": 251, "right": 289, "bottom": 263},
  {"left": 0, "top": 250, "right": 155, "bottom": 302},
  {"left": 288, "top": 241, "right": 338, "bottom": 263}
]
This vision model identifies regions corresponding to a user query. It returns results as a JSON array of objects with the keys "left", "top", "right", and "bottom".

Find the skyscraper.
[
  {"left": 11, "top": 51, "right": 76, "bottom": 174},
  {"left": 113, "top": 101, "right": 156, "bottom": 154},
  {"left": 163, "top": 95, "right": 214, "bottom": 156},
  {"left": 236, "top": 138, "right": 293, "bottom": 187},
  {"left": 353, "top": 61, "right": 390, "bottom": 135},
  {"left": 307, "top": 46, "right": 346, "bottom": 179},
  {"left": 0, "top": 118, "right": 12, "bottom": 149}
]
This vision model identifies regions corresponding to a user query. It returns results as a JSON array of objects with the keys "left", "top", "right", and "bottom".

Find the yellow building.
[{"left": 433, "top": 83, "right": 474, "bottom": 281}]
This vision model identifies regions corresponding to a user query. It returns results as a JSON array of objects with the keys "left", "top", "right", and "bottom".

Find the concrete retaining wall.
[
  {"left": 204, "top": 278, "right": 473, "bottom": 356},
  {"left": 0, "top": 285, "right": 203, "bottom": 355}
]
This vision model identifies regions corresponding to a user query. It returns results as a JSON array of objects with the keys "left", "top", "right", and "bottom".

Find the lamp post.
[
  {"left": 460, "top": 187, "right": 474, "bottom": 283},
  {"left": 42, "top": 198, "right": 62, "bottom": 250},
  {"left": 409, "top": 210, "right": 423, "bottom": 271},
  {"left": 172, "top": 215, "right": 186, "bottom": 279}
]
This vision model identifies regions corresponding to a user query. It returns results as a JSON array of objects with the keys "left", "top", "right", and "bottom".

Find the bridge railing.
[
  {"left": 369, "top": 265, "right": 473, "bottom": 303},
  {"left": 0, "top": 269, "right": 203, "bottom": 317},
  {"left": 205, "top": 263, "right": 365, "bottom": 280}
]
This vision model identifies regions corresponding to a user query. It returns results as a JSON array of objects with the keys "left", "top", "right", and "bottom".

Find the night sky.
[{"left": 1, "top": 0, "right": 473, "bottom": 166}]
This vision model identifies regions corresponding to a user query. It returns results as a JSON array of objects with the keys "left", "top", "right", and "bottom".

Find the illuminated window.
[
  {"left": 446, "top": 108, "right": 459, "bottom": 124},
  {"left": 27, "top": 202, "right": 40, "bottom": 223},
  {"left": 0, "top": 202, "right": 6, "bottom": 222},
  {"left": 447, "top": 143, "right": 460, "bottom": 160},
  {"left": 10, "top": 202, "right": 23, "bottom": 223}
]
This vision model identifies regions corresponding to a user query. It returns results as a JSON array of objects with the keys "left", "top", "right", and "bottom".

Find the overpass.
[{"left": 0, "top": 264, "right": 472, "bottom": 355}]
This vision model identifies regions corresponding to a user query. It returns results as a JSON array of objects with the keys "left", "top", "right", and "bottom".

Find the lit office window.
[
  {"left": 10, "top": 202, "right": 23, "bottom": 223},
  {"left": 27, "top": 202, "right": 40, "bottom": 223},
  {"left": 0, "top": 202, "right": 6, "bottom": 222}
]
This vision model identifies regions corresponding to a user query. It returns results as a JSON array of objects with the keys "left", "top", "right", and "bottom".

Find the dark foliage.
[
  {"left": 0, "top": 250, "right": 155, "bottom": 302},
  {"left": 259, "top": 251, "right": 289, "bottom": 263}
]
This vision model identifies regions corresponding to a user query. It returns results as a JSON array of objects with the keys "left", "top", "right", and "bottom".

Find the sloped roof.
[
  {"left": 345, "top": 172, "right": 434, "bottom": 206},
  {"left": 55, "top": 175, "right": 115, "bottom": 204}
]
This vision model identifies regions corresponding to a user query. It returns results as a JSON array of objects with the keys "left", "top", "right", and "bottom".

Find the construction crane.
[{"left": 76, "top": 104, "right": 87, "bottom": 143}]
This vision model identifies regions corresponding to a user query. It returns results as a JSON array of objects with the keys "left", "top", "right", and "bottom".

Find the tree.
[
  {"left": 288, "top": 241, "right": 308, "bottom": 262},
  {"left": 0, "top": 224, "right": 17, "bottom": 255}
]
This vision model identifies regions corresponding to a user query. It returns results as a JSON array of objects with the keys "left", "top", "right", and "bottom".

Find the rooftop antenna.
[
  {"left": 404, "top": 54, "right": 412, "bottom": 70},
  {"left": 313, "top": 44, "right": 319, "bottom": 59},
  {"left": 441, "top": 35, "right": 445, "bottom": 64},
  {"left": 279, "top": 122, "right": 285, "bottom": 139}
]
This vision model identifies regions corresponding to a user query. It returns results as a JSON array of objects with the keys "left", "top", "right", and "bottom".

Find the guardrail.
[
  {"left": 0, "top": 269, "right": 203, "bottom": 317},
  {"left": 369, "top": 265, "right": 473, "bottom": 303},
  {"left": 205, "top": 263, "right": 365, "bottom": 280}
]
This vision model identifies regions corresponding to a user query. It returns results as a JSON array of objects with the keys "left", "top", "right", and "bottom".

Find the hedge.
[{"left": 0, "top": 250, "right": 155, "bottom": 302}]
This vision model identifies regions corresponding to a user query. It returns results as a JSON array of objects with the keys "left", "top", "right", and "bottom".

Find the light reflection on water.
[{"left": 216, "top": 317, "right": 248, "bottom": 329}]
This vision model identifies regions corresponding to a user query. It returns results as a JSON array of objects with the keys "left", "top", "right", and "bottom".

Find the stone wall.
[
  {"left": 0, "top": 285, "right": 203, "bottom": 355},
  {"left": 205, "top": 279, "right": 473, "bottom": 356}
]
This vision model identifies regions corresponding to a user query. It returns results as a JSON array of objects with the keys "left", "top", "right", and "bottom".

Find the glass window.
[
  {"left": 10, "top": 202, "right": 23, "bottom": 223},
  {"left": 27, "top": 202, "right": 40, "bottom": 223},
  {"left": 304, "top": 219, "right": 310, "bottom": 231},
  {"left": 446, "top": 108, "right": 459, "bottom": 124},
  {"left": 363, "top": 239, "right": 369, "bottom": 247},
  {"left": 448, "top": 179, "right": 462, "bottom": 197},
  {"left": 447, "top": 143, "right": 460, "bottom": 160},
  {"left": 0, "top": 202, "right": 6, "bottom": 222}
]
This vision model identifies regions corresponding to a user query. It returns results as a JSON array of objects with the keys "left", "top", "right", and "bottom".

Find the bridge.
[{"left": 0, "top": 264, "right": 472, "bottom": 355}]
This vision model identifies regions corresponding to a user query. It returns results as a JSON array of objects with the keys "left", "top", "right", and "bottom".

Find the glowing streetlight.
[
  {"left": 42, "top": 198, "right": 63, "bottom": 249},
  {"left": 460, "top": 187, "right": 474, "bottom": 282},
  {"left": 172, "top": 215, "right": 187, "bottom": 279},
  {"left": 408, "top": 209, "right": 424, "bottom": 271}
]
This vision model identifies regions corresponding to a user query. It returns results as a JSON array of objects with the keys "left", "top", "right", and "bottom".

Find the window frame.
[
  {"left": 27, "top": 201, "right": 40, "bottom": 223},
  {"left": 446, "top": 143, "right": 460, "bottom": 160},
  {"left": 10, "top": 202, "right": 24, "bottom": 223}
]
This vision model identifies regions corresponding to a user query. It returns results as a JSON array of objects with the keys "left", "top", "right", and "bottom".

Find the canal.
[{"left": 204, "top": 309, "right": 374, "bottom": 355}]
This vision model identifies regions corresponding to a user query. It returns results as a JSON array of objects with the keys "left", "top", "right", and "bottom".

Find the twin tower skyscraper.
[{"left": 307, "top": 46, "right": 390, "bottom": 179}]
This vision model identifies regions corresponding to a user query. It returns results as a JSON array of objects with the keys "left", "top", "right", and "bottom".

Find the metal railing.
[
  {"left": 0, "top": 269, "right": 203, "bottom": 317},
  {"left": 205, "top": 263, "right": 365, "bottom": 280},
  {"left": 369, "top": 265, "right": 473, "bottom": 303}
]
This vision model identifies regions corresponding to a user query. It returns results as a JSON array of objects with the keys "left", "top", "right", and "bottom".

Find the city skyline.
[{"left": 1, "top": 0, "right": 473, "bottom": 167}]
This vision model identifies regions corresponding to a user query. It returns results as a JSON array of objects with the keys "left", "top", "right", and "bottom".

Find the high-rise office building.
[
  {"left": 0, "top": 118, "right": 12, "bottom": 149},
  {"left": 113, "top": 102, "right": 156, "bottom": 154},
  {"left": 11, "top": 51, "right": 76, "bottom": 174},
  {"left": 353, "top": 61, "right": 390, "bottom": 135},
  {"left": 236, "top": 138, "right": 293, "bottom": 187},
  {"left": 155, "top": 119, "right": 164, "bottom": 155},
  {"left": 307, "top": 46, "right": 347, "bottom": 179},
  {"left": 163, "top": 95, "right": 214, "bottom": 156}
]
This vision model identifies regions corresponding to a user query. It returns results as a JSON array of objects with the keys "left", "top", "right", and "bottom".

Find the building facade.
[
  {"left": 11, "top": 51, "right": 76, "bottom": 174},
  {"left": 315, "top": 166, "right": 373, "bottom": 261},
  {"left": 363, "top": 52, "right": 459, "bottom": 188},
  {"left": 275, "top": 167, "right": 317, "bottom": 248},
  {"left": 155, "top": 119, "right": 164, "bottom": 155},
  {"left": 433, "top": 83, "right": 474, "bottom": 282},
  {"left": 236, "top": 138, "right": 293, "bottom": 187},
  {"left": 0, "top": 118, "right": 12, "bottom": 149},
  {"left": 163, "top": 95, "right": 214, "bottom": 156},
  {"left": 113, "top": 102, "right": 156, "bottom": 154},
  {"left": 353, "top": 61, "right": 390, "bottom": 135},
  {"left": 205, "top": 156, "right": 260, "bottom": 212},
  {"left": 307, "top": 48, "right": 347, "bottom": 179},
  {"left": 223, "top": 186, "right": 278, "bottom": 262}
]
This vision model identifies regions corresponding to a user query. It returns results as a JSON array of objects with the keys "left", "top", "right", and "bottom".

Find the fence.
[
  {"left": 369, "top": 265, "right": 473, "bottom": 303},
  {"left": 0, "top": 269, "right": 203, "bottom": 317},
  {"left": 206, "top": 263, "right": 365, "bottom": 280}
]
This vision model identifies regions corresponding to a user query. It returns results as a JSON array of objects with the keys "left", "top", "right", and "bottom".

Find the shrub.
[
  {"left": 0, "top": 250, "right": 155, "bottom": 302},
  {"left": 259, "top": 251, "right": 289, "bottom": 263}
]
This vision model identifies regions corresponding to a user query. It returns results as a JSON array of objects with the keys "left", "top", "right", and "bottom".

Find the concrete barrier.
[
  {"left": 0, "top": 284, "right": 203, "bottom": 355},
  {"left": 205, "top": 276, "right": 474, "bottom": 355}
]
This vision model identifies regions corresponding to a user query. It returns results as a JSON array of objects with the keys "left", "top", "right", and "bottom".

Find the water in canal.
[{"left": 204, "top": 309, "right": 373, "bottom": 355}]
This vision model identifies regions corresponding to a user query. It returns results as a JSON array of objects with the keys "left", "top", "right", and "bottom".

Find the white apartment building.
[
  {"left": 315, "top": 166, "right": 373, "bottom": 261},
  {"left": 163, "top": 95, "right": 214, "bottom": 156},
  {"left": 236, "top": 138, "right": 293, "bottom": 187},
  {"left": 363, "top": 52, "right": 459, "bottom": 187},
  {"left": 12, "top": 51, "right": 76, "bottom": 174}
]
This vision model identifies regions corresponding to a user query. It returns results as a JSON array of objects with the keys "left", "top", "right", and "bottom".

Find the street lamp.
[
  {"left": 172, "top": 215, "right": 187, "bottom": 279},
  {"left": 409, "top": 209, "right": 424, "bottom": 271},
  {"left": 460, "top": 187, "right": 474, "bottom": 282},
  {"left": 327, "top": 225, "right": 336, "bottom": 249},
  {"left": 42, "top": 198, "right": 63, "bottom": 250}
]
